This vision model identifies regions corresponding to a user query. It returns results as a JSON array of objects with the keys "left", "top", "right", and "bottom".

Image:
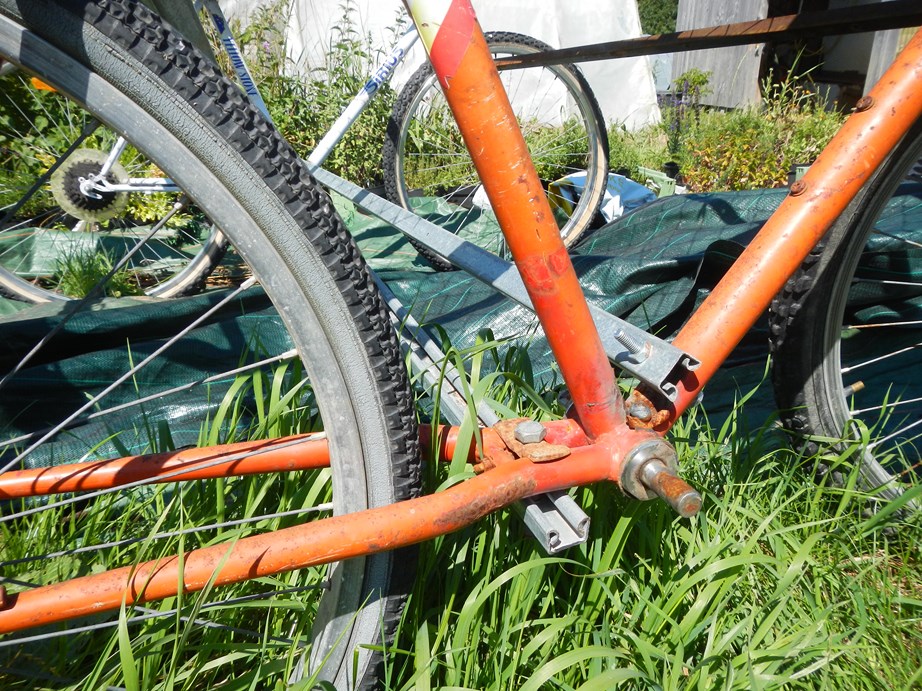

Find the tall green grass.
[
  {"left": 0, "top": 364, "right": 326, "bottom": 689},
  {"left": 383, "top": 381, "right": 921, "bottom": 690},
  {"left": 4, "top": 334, "right": 917, "bottom": 689}
]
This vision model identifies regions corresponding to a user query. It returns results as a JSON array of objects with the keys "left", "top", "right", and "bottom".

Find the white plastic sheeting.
[{"left": 218, "top": 0, "right": 660, "bottom": 130}]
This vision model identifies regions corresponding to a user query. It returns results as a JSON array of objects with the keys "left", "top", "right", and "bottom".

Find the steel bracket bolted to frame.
[{"left": 312, "top": 167, "right": 700, "bottom": 402}]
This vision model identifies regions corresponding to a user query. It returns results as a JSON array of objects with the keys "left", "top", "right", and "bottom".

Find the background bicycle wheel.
[
  {"left": 0, "top": 66, "right": 228, "bottom": 302},
  {"left": 771, "top": 116, "right": 922, "bottom": 503},
  {"left": 382, "top": 31, "right": 610, "bottom": 271}
]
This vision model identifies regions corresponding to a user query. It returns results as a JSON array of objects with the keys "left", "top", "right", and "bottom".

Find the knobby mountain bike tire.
[
  {"left": 0, "top": 1, "right": 420, "bottom": 689},
  {"left": 770, "top": 116, "right": 922, "bottom": 504},
  {"left": 382, "top": 31, "right": 610, "bottom": 271}
]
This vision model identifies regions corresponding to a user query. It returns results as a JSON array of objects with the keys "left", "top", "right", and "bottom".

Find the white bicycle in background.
[{"left": 0, "top": 0, "right": 608, "bottom": 302}]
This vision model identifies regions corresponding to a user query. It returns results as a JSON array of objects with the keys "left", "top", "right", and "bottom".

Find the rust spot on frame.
[
  {"left": 517, "top": 247, "right": 573, "bottom": 296},
  {"left": 433, "top": 473, "right": 537, "bottom": 530}
]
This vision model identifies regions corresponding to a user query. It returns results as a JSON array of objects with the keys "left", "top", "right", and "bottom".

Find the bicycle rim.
[
  {"left": 0, "top": 68, "right": 227, "bottom": 302},
  {"left": 0, "top": 2, "right": 418, "bottom": 689},
  {"left": 384, "top": 32, "right": 608, "bottom": 270}
]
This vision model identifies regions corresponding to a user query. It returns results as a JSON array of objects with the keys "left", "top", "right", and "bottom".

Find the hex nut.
[{"left": 514, "top": 420, "right": 547, "bottom": 444}]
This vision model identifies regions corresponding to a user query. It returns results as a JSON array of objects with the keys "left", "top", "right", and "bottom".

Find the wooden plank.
[
  {"left": 492, "top": 0, "right": 922, "bottom": 66},
  {"left": 671, "top": 0, "right": 766, "bottom": 108}
]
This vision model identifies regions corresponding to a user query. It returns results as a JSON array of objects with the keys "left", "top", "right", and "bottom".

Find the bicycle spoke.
[
  {"left": 0, "top": 198, "right": 190, "bottom": 393},
  {"left": 854, "top": 395, "right": 922, "bottom": 415},
  {"left": 840, "top": 341, "right": 921, "bottom": 374},
  {"left": 1, "top": 276, "right": 257, "bottom": 473},
  {"left": 0, "top": 119, "right": 101, "bottom": 227},
  {"left": 0, "top": 587, "right": 322, "bottom": 648},
  {"left": 0, "top": 349, "right": 298, "bottom": 452},
  {"left": 872, "top": 228, "right": 922, "bottom": 248},
  {"left": 851, "top": 277, "right": 922, "bottom": 289},
  {"left": 869, "top": 415, "right": 922, "bottom": 449},
  {"left": 847, "top": 319, "right": 922, "bottom": 329},
  {"left": 1, "top": 502, "right": 333, "bottom": 567}
]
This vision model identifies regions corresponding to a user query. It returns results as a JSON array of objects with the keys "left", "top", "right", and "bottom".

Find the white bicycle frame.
[{"left": 91, "top": 0, "right": 418, "bottom": 200}]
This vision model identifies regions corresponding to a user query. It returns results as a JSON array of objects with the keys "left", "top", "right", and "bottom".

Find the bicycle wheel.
[
  {"left": 0, "top": 52, "right": 226, "bottom": 301},
  {"left": 769, "top": 117, "right": 922, "bottom": 502},
  {"left": 0, "top": 2, "right": 419, "bottom": 689},
  {"left": 382, "top": 31, "right": 609, "bottom": 271}
]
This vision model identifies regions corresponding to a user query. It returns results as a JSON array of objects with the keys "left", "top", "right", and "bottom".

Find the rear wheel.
[
  {"left": 770, "top": 118, "right": 922, "bottom": 502},
  {"left": 0, "top": 1, "right": 419, "bottom": 688},
  {"left": 0, "top": 64, "right": 227, "bottom": 302},
  {"left": 382, "top": 31, "right": 609, "bottom": 271}
]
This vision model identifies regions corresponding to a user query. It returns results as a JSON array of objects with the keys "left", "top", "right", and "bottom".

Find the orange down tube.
[
  {"left": 402, "top": 0, "right": 623, "bottom": 440},
  {"left": 668, "top": 27, "right": 922, "bottom": 421}
]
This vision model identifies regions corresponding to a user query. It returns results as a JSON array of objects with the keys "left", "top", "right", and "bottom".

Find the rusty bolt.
[
  {"left": 855, "top": 96, "right": 874, "bottom": 112},
  {"left": 639, "top": 459, "right": 703, "bottom": 517},
  {"left": 514, "top": 420, "right": 547, "bottom": 444},
  {"left": 627, "top": 403, "right": 653, "bottom": 422},
  {"left": 789, "top": 179, "right": 808, "bottom": 196},
  {"left": 620, "top": 439, "right": 702, "bottom": 517}
]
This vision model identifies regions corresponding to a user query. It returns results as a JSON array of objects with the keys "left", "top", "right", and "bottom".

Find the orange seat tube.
[{"left": 402, "top": 0, "right": 623, "bottom": 439}]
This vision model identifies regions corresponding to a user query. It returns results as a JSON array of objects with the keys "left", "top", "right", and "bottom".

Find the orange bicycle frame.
[{"left": 0, "top": 1, "right": 921, "bottom": 633}]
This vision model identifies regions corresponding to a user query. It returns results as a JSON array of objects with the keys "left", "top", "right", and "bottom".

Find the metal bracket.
[
  {"left": 515, "top": 491, "right": 589, "bottom": 554},
  {"left": 312, "top": 168, "right": 700, "bottom": 401},
  {"left": 374, "top": 277, "right": 590, "bottom": 554}
]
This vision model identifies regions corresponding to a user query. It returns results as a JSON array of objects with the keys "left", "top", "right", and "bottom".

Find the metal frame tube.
[
  {"left": 667, "top": 27, "right": 922, "bottom": 422},
  {"left": 0, "top": 446, "right": 623, "bottom": 633},
  {"left": 0, "top": 435, "right": 327, "bottom": 499},
  {"left": 401, "top": 0, "right": 623, "bottom": 440}
]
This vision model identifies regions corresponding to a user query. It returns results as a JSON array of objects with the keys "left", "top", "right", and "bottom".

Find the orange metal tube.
[
  {"left": 403, "top": 0, "right": 623, "bottom": 440},
  {"left": 0, "top": 419, "right": 589, "bottom": 500},
  {"left": 0, "top": 435, "right": 328, "bottom": 499},
  {"left": 0, "top": 445, "right": 623, "bottom": 633},
  {"left": 669, "top": 27, "right": 922, "bottom": 420}
]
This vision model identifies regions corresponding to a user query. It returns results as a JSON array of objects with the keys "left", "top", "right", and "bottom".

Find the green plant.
[
  {"left": 637, "top": 0, "right": 678, "bottom": 36},
  {"left": 0, "top": 362, "right": 326, "bottom": 689},
  {"left": 0, "top": 72, "right": 88, "bottom": 216},
  {"left": 607, "top": 122, "right": 670, "bottom": 181},
  {"left": 0, "top": 71, "right": 202, "bottom": 232},
  {"left": 54, "top": 247, "right": 145, "bottom": 298},
  {"left": 220, "top": 0, "right": 402, "bottom": 187},
  {"left": 664, "top": 68, "right": 712, "bottom": 156},
  {"left": 679, "top": 73, "right": 845, "bottom": 191}
]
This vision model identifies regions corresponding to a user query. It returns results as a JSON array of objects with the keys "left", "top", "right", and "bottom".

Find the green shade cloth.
[{"left": 2, "top": 183, "right": 920, "bottom": 468}]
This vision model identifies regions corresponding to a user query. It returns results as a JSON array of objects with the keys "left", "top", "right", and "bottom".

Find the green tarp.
[{"left": 3, "top": 183, "right": 921, "bottom": 468}]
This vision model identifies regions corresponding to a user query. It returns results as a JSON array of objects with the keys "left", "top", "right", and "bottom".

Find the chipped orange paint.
[
  {"left": 0, "top": 441, "right": 640, "bottom": 633},
  {"left": 0, "top": 435, "right": 327, "bottom": 499},
  {"left": 2, "top": 419, "right": 592, "bottom": 502},
  {"left": 408, "top": 12, "right": 624, "bottom": 439}
]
